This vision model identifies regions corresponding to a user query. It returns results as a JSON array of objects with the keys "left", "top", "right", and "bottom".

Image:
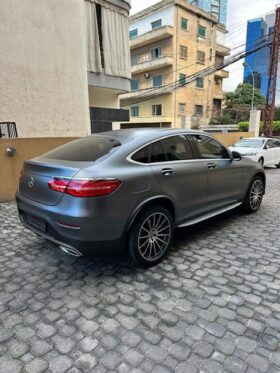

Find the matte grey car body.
[{"left": 16, "top": 129, "right": 265, "bottom": 266}]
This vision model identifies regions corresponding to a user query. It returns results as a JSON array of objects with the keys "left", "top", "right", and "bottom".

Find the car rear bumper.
[{"left": 16, "top": 192, "right": 125, "bottom": 255}]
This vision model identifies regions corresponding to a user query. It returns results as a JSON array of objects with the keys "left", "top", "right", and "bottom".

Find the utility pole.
[{"left": 263, "top": 6, "right": 280, "bottom": 137}]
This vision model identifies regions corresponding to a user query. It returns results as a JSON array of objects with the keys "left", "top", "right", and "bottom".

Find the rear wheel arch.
[{"left": 125, "top": 196, "right": 176, "bottom": 236}]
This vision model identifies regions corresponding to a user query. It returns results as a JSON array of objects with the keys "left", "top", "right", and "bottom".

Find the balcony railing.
[
  {"left": 120, "top": 85, "right": 173, "bottom": 107},
  {"left": 130, "top": 26, "right": 174, "bottom": 50},
  {"left": 216, "top": 43, "right": 231, "bottom": 57},
  {"left": 215, "top": 69, "right": 229, "bottom": 79},
  {"left": 132, "top": 56, "right": 173, "bottom": 74}
]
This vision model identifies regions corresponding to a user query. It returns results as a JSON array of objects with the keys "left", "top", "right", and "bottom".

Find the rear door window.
[
  {"left": 189, "top": 134, "right": 229, "bottom": 159},
  {"left": 160, "top": 136, "right": 194, "bottom": 161},
  {"left": 131, "top": 146, "right": 150, "bottom": 163},
  {"left": 42, "top": 137, "right": 121, "bottom": 162}
]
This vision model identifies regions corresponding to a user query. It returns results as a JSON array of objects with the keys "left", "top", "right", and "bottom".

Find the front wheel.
[
  {"left": 243, "top": 176, "right": 264, "bottom": 213},
  {"left": 128, "top": 205, "right": 174, "bottom": 267},
  {"left": 275, "top": 161, "right": 280, "bottom": 169}
]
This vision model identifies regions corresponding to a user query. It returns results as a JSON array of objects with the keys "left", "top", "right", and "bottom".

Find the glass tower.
[
  {"left": 243, "top": 14, "right": 279, "bottom": 101},
  {"left": 187, "top": 0, "right": 227, "bottom": 25}
]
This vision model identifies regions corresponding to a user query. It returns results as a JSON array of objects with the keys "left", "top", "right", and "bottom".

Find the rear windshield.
[{"left": 42, "top": 137, "right": 121, "bottom": 162}]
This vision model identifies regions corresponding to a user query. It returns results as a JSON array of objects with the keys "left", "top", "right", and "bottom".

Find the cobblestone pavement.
[{"left": 0, "top": 169, "right": 280, "bottom": 373}]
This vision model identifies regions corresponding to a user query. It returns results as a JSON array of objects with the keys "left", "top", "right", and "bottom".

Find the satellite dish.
[{"left": 144, "top": 73, "right": 150, "bottom": 79}]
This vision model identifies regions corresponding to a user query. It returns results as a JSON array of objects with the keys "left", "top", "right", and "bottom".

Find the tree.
[
  {"left": 222, "top": 83, "right": 266, "bottom": 123},
  {"left": 225, "top": 83, "right": 265, "bottom": 109}
]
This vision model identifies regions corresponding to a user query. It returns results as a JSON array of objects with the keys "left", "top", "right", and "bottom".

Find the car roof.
[{"left": 89, "top": 128, "right": 202, "bottom": 142}]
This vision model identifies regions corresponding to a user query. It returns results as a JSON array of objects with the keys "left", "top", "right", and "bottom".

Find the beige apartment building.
[
  {"left": 0, "top": 0, "right": 131, "bottom": 137},
  {"left": 120, "top": 0, "right": 230, "bottom": 129}
]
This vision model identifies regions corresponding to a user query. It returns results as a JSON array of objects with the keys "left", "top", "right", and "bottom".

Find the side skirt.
[{"left": 178, "top": 202, "right": 242, "bottom": 228}]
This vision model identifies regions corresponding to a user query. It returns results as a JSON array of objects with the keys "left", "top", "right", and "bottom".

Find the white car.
[{"left": 229, "top": 137, "right": 280, "bottom": 168}]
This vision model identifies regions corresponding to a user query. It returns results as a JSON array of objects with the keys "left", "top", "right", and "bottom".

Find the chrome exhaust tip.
[{"left": 59, "top": 245, "right": 83, "bottom": 257}]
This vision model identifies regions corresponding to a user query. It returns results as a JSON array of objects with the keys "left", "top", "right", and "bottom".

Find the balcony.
[
  {"left": 120, "top": 86, "right": 173, "bottom": 107},
  {"left": 130, "top": 26, "right": 174, "bottom": 50},
  {"left": 132, "top": 56, "right": 173, "bottom": 74},
  {"left": 215, "top": 69, "right": 229, "bottom": 79},
  {"left": 216, "top": 44, "right": 231, "bottom": 57},
  {"left": 213, "top": 91, "right": 225, "bottom": 100}
]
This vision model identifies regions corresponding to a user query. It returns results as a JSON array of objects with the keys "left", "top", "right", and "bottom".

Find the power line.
[{"left": 121, "top": 33, "right": 272, "bottom": 107}]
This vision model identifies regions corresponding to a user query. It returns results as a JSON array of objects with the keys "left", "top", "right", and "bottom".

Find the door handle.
[
  {"left": 161, "top": 168, "right": 174, "bottom": 176},
  {"left": 207, "top": 163, "right": 217, "bottom": 170}
]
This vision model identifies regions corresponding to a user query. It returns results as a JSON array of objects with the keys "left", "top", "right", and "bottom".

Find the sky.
[{"left": 130, "top": 0, "right": 278, "bottom": 92}]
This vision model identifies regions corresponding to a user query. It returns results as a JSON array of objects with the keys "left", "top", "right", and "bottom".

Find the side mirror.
[
  {"left": 231, "top": 151, "right": 242, "bottom": 161},
  {"left": 264, "top": 145, "right": 269, "bottom": 150}
]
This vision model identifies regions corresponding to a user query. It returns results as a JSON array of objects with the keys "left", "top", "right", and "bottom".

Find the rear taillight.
[{"left": 48, "top": 178, "right": 121, "bottom": 197}]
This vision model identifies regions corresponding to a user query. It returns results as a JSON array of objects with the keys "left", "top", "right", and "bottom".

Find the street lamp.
[{"left": 243, "top": 61, "right": 255, "bottom": 111}]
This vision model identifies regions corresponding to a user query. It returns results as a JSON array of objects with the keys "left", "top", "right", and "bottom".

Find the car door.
[
  {"left": 149, "top": 135, "right": 208, "bottom": 224},
  {"left": 273, "top": 139, "right": 280, "bottom": 166},
  {"left": 188, "top": 134, "right": 243, "bottom": 211},
  {"left": 263, "top": 139, "right": 276, "bottom": 166}
]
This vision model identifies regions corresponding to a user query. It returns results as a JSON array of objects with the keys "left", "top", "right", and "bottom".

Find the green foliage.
[
  {"left": 275, "top": 107, "right": 280, "bottom": 121},
  {"left": 238, "top": 121, "right": 280, "bottom": 135},
  {"left": 226, "top": 83, "right": 266, "bottom": 108}
]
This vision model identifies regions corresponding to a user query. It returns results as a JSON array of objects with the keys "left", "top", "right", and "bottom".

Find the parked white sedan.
[{"left": 229, "top": 137, "right": 280, "bottom": 168}]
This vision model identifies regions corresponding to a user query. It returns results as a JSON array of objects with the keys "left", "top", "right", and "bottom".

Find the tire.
[
  {"left": 243, "top": 176, "right": 264, "bottom": 213},
  {"left": 258, "top": 157, "right": 264, "bottom": 165},
  {"left": 275, "top": 161, "right": 280, "bottom": 169},
  {"left": 128, "top": 205, "right": 174, "bottom": 267}
]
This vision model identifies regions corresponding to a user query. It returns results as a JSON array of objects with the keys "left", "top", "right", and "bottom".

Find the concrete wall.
[
  {"left": 0, "top": 138, "right": 77, "bottom": 202},
  {"left": 129, "top": 5, "right": 174, "bottom": 35},
  {"left": 213, "top": 132, "right": 253, "bottom": 147},
  {"left": 0, "top": 0, "right": 90, "bottom": 137}
]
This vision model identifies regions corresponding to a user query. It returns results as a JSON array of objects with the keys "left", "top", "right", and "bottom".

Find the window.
[
  {"left": 179, "top": 73, "right": 187, "bottom": 86},
  {"left": 189, "top": 135, "right": 229, "bottom": 160},
  {"left": 150, "top": 141, "right": 167, "bottom": 163},
  {"left": 151, "top": 19, "right": 162, "bottom": 30},
  {"left": 152, "top": 104, "right": 162, "bottom": 116},
  {"left": 197, "top": 51, "right": 206, "bottom": 64},
  {"left": 181, "top": 17, "right": 188, "bottom": 30},
  {"left": 129, "top": 28, "right": 138, "bottom": 39},
  {"left": 266, "top": 140, "right": 274, "bottom": 149},
  {"left": 131, "top": 106, "right": 139, "bottom": 117},
  {"left": 195, "top": 105, "right": 203, "bottom": 115},
  {"left": 179, "top": 103, "right": 186, "bottom": 114},
  {"left": 160, "top": 136, "right": 194, "bottom": 161},
  {"left": 273, "top": 139, "right": 280, "bottom": 148},
  {"left": 180, "top": 45, "right": 188, "bottom": 59},
  {"left": 151, "top": 47, "right": 161, "bottom": 60},
  {"left": 153, "top": 75, "right": 163, "bottom": 87},
  {"left": 43, "top": 137, "right": 121, "bottom": 162},
  {"left": 131, "top": 54, "right": 138, "bottom": 66},
  {"left": 198, "top": 25, "right": 206, "bottom": 38},
  {"left": 131, "top": 80, "right": 139, "bottom": 91},
  {"left": 196, "top": 78, "right": 204, "bottom": 88},
  {"left": 131, "top": 145, "right": 150, "bottom": 163}
]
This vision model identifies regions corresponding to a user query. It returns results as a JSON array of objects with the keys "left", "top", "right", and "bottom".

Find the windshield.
[{"left": 233, "top": 139, "right": 265, "bottom": 149}]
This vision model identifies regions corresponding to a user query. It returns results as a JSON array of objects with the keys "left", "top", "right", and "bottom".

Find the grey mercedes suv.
[{"left": 17, "top": 129, "right": 265, "bottom": 267}]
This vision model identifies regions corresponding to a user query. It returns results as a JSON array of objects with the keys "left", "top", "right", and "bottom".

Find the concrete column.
[{"left": 249, "top": 110, "right": 261, "bottom": 137}]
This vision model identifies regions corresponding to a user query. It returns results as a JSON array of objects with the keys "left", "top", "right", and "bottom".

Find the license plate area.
[{"left": 21, "top": 212, "right": 47, "bottom": 233}]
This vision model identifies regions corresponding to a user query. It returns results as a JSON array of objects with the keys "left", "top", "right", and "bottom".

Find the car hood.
[{"left": 229, "top": 146, "right": 260, "bottom": 154}]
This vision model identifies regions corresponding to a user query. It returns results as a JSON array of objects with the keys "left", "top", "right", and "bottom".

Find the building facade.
[
  {"left": 0, "top": 0, "right": 131, "bottom": 137},
  {"left": 187, "top": 0, "right": 227, "bottom": 25},
  {"left": 243, "top": 13, "right": 279, "bottom": 103},
  {"left": 120, "top": 0, "right": 230, "bottom": 129}
]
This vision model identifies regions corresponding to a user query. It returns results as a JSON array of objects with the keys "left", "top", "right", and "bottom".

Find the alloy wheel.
[
  {"left": 137, "top": 213, "right": 171, "bottom": 262},
  {"left": 249, "top": 179, "right": 263, "bottom": 210}
]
